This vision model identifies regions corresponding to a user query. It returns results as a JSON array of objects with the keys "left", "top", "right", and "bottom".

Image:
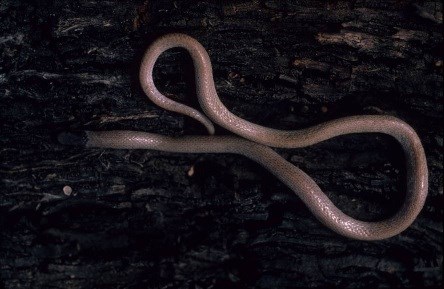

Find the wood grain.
[{"left": 0, "top": 0, "right": 442, "bottom": 288}]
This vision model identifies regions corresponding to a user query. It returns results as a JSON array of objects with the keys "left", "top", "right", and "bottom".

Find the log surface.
[{"left": 0, "top": 1, "right": 442, "bottom": 288}]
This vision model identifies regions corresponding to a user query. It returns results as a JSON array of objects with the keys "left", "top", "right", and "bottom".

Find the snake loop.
[{"left": 60, "top": 33, "right": 428, "bottom": 240}]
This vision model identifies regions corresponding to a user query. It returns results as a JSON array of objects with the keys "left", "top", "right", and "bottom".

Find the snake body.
[{"left": 60, "top": 33, "right": 428, "bottom": 240}]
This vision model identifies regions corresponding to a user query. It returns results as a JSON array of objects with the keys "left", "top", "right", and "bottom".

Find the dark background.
[{"left": 0, "top": 1, "right": 442, "bottom": 288}]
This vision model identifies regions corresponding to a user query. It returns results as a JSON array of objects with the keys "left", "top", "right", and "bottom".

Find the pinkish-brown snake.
[{"left": 59, "top": 33, "right": 428, "bottom": 240}]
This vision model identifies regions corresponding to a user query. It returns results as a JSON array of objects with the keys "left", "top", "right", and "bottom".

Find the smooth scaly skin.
[{"left": 73, "top": 33, "right": 428, "bottom": 240}]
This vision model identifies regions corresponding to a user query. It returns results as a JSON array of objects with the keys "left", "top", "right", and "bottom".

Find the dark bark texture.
[{"left": 0, "top": 0, "right": 442, "bottom": 288}]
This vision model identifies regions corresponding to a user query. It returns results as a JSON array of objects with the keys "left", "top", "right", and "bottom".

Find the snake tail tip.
[{"left": 58, "top": 131, "right": 88, "bottom": 146}]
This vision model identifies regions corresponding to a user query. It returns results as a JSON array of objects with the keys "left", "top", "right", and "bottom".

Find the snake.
[{"left": 58, "top": 33, "right": 428, "bottom": 240}]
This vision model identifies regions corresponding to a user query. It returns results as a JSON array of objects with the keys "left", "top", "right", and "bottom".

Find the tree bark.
[{"left": 0, "top": 0, "right": 442, "bottom": 288}]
